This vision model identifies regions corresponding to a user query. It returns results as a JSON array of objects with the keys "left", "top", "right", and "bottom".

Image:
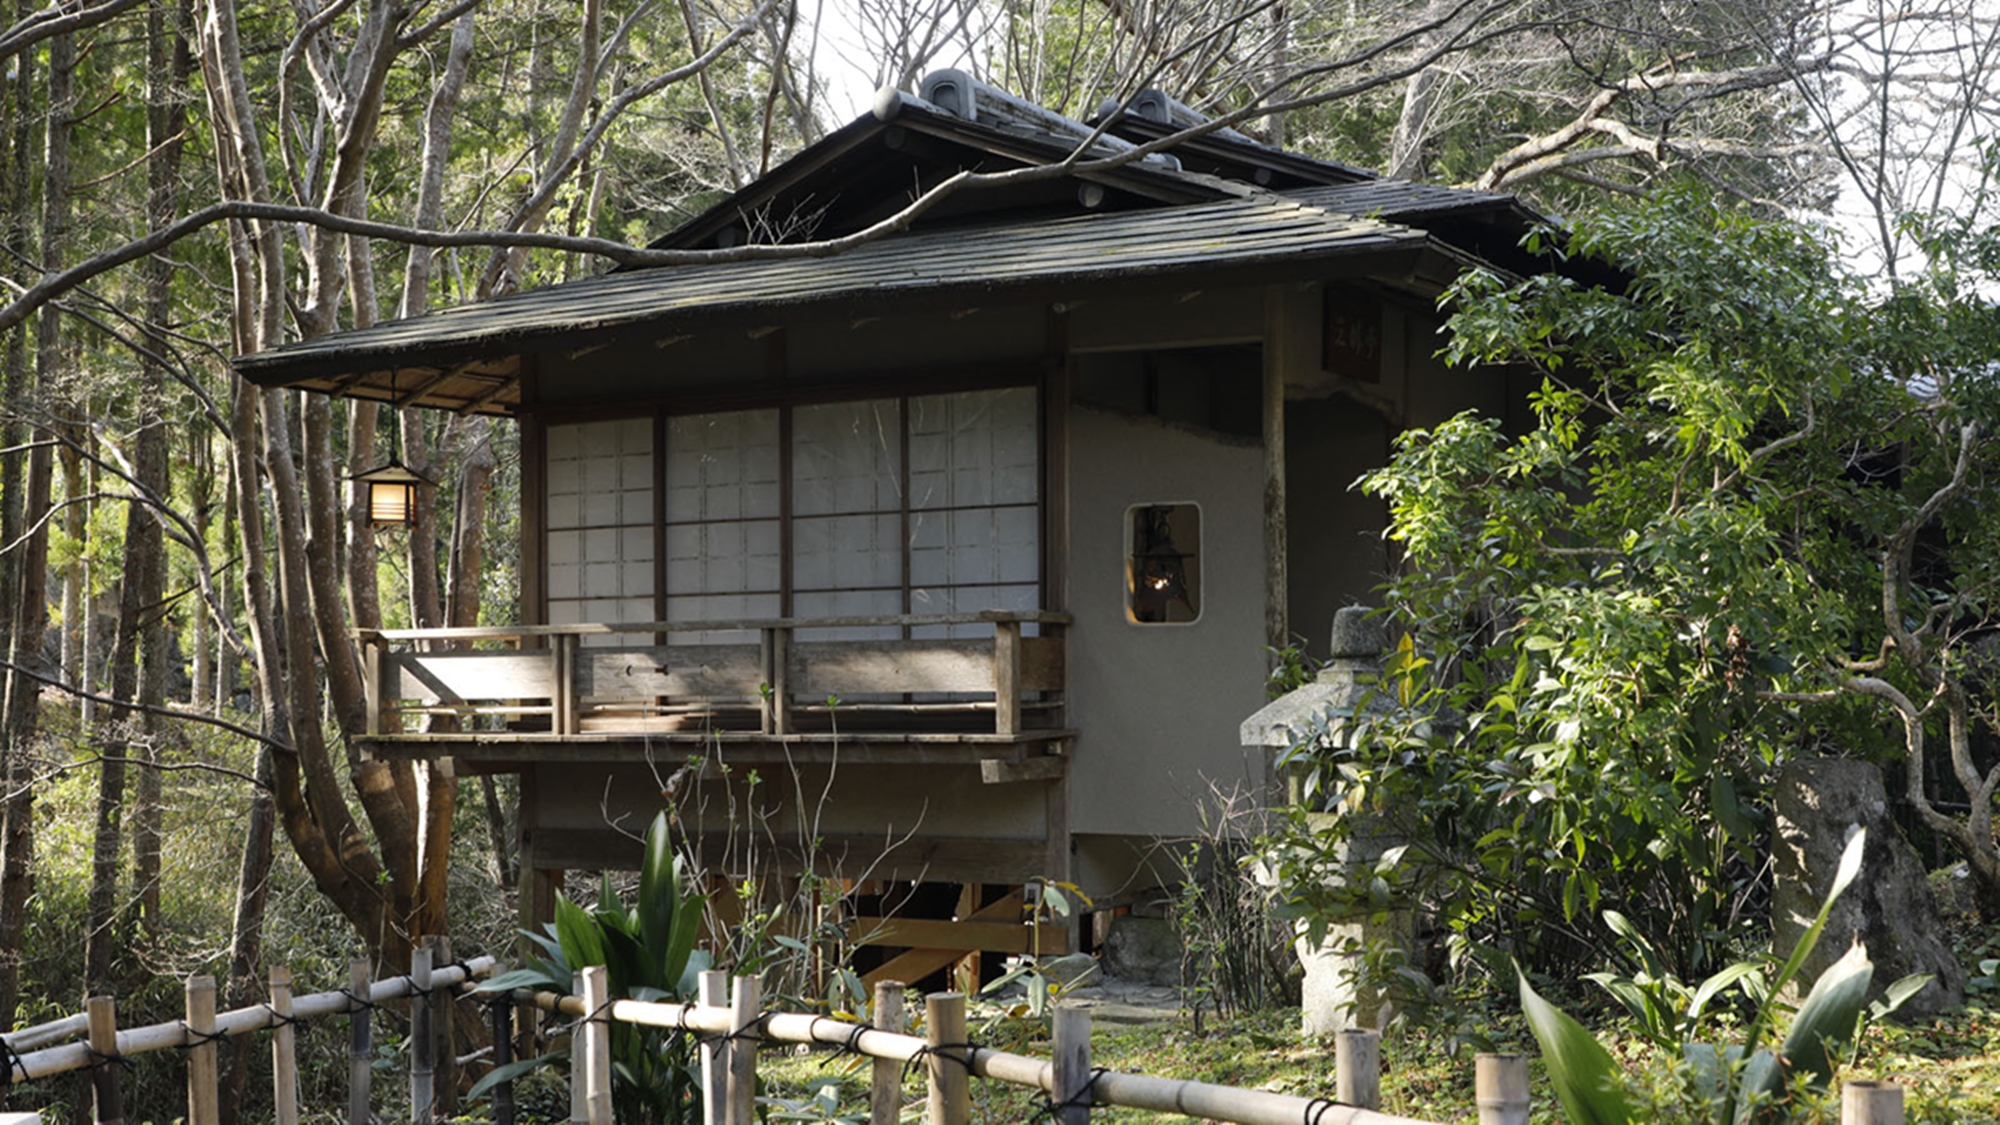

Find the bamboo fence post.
[
  {"left": 184, "top": 975, "right": 219, "bottom": 1125},
  {"left": 270, "top": 965, "right": 299, "bottom": 1125},
  {"left": 1335, "top": 1028, "right": 1380, "bottom": 1111},
  {"left": 1051, "top": 1005, "right": 1093, "bottom": 1125},
  {"left": 726, "top": 975, "right": 761, "bottom": 1125},
  {"left": 699, "top": 970, "right": 729, "bottom": 1125},
  {"left": 85, "top": 994, "right": 122, "bottom": 1125},
  {"left": 430, "top": 935, "right": 457, "bottom": 1119},
  {"left": 348, "top": 959, "right": 372, "bottom": 1125},
  {"left": 1474, "top": 1053, "right": 1528, "bottom": 1125},
  {"left": 488, "top": 991, "right": 515, "bottom": 1125},
  {"left": 868, "top": 980, "right": 905, "bottom": 1125},
  {"left": 577, "top": 966, "right": 612, "bottom": 1125},
  {"left": 1842, "top": 1081, "right": 1904, "bottom": 1125},
  {"left": 411, "top": 943, "right": 435, "bottom": 1124},
  {"left": 925, "top": 992, "right": 969, "bottom": 1125}
]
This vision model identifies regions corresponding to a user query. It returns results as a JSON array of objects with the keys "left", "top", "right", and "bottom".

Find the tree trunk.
[{"left": 0, "top": 0, "right": 39, "bottom": 1053}]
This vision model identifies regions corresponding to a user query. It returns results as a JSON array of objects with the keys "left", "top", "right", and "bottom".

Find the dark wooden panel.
[
  {"left": 573, "top": 644, "right": 764, "bottom": 700},
  {"left": 789, "top": 639, "right": 996, "bottom": 695},
  {"left": 388, "top": 651, "right": 556, "bottom": 703}
]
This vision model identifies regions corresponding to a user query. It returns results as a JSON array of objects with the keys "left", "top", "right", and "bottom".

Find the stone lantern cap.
[{"left": 1240, "top": 606, "right": 1405, "bottom": 749}]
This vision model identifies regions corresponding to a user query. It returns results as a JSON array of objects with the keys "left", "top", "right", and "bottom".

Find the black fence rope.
[
  {"left": 173, "top": 1021, "right": 232, "bottom": 1050},
  {"left": 1305, "top": 1095, "right": 1346, "bottom": 1125},
  {"left": 1032, "top": 1064, "right": 1109, "bottom": 1122},
  {"left": 0, "top": 1034, "right": 29, "bottom": 1085},
  {"left": 901, "top": 1040, "right": 982, "bottom": 1086}
]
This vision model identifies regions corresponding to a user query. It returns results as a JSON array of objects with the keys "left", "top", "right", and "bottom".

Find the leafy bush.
[
  {"left": 474, "top": 810, "right": 710, "bottom": 1124},
  {"left": 1522, "top": 831, "right": 1929, "bottom": 1125}
]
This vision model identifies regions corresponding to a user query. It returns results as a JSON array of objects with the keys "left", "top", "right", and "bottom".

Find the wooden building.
[{"left": 237, "top": 73, "right": 1556, "bottom": 977}]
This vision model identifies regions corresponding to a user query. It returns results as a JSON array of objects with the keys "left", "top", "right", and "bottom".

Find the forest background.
[{"left": 0, "top": 0, "right": 1994, "bottom": 1119}]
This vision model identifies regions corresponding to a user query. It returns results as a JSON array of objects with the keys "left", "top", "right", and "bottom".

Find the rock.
[
  {"left": 1038, "top": 952, "right": 1100, "bottom": 991},
  {"left": 1102, "top": 915, "right": 1181, "bottom": 987},
  {"left": 1774, "top": 758, "right": 1965, "bottom": 1019}
]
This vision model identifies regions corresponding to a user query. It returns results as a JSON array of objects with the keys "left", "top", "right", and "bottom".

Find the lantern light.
[{"left": 352, "top": 458, "right": 428, "bottom": 528}]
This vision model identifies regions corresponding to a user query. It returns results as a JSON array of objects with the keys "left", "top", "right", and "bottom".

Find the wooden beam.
[
  {"left": 980, "top": 755, "right": 1066, "bottom": 784},
  {"left": 848, "top": 917, "right": 1068, "bottom": 955}
]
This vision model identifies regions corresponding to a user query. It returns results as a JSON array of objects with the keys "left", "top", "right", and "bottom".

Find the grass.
[{"left": 758, "top": 994, "right": 2000, "bottom": 1124}]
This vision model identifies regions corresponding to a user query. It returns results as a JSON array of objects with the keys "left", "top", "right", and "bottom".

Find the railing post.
[
  {"left": 869, "top": 980, "right": 905, "bottom": 1125},
  {"left": 184, "top": 976, "right": 219, "bottom": 1125},
  {"left": 85, "top": 994, "right": 122, "bottom": 1125},
  {"left": 348, "top": 959, "right": 373, "bottom": 1125},
  {"left": 1051, "top": 1005, "right": 1092, "bottom": 1125},
  {"left": 700, "top": 970, "right": 729, "bottom": 1125},
  {"left": 726, "top": 975, "right": 760, "bottom": 1125},
  {"left": 1335, "top": 1028, "right": 1380, "bottom": 1111},
  {"left": 769, "top": 626, "right": 790, "bottom": 736},
  {"left": 576, "top": 966, "right": 612, "bottom": 1125},
  {"left": 1843, "top": 1081, "right": 1904, "bottom": 1125},
  {"left": 993, "top": 620, "right": 1021, "bottom": 737},
  {"left": 362, "top": 634, "right": 385, "bottom": 736},
  {"left": 924, "top": 992, "right": 969, "bottom": 1125},
  {"left": 411, "top": 944, "right": 435, "bottom": 1124},
  {"left": 270, "top": 965, "right": 299, "bottom": 1125},
  {"left": 554, "top": 633, "right": 576, "bottom": 736},
  {"left": 1475, "top": 1052, "right": 1528, "bottom": 1125}
]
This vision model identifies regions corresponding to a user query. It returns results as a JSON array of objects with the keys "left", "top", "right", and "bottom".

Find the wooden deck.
[{"left": 355, "top": 610, "right": 1071, "bottom": 766}]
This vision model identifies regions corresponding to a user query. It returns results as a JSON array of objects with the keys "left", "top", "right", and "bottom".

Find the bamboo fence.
[{"left": 0, "top": 954, "right": 1907, "bottom": 1125}]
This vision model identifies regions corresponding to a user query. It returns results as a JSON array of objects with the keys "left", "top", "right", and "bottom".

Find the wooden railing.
[{"left": 354, "top": 610, "right": 1069, "bottom": 741}]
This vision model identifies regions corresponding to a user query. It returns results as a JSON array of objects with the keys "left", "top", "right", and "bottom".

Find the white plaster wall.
[{"left": 1064, "top": 405, "right": 1269, "bottom": 840}]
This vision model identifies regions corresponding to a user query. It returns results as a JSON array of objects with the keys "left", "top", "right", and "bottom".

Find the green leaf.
[
  {"left": 1518, "top": 966, "right": 1634, "bottom": 1125},
  {"left": 1748, "top": 828, "right": 1866, "bottom": 1054},
  {"left": 554, "top": 895, "right": 606, "bottom": 973},
  {"left": 637, "top": 811, "right": 680, "bottom": 962},
  {"left": 1869, "top": 973, "right": 1933, "bottom": 1021},
  {"left": 467, "top": 1051, "right": 566, "bottom": 1100},
  {"left": 1777, "top": 941, "right": 1873, "bottom": 1089},
  {"left": 475, "top": 967, "right": 566, "bottom": 996}
]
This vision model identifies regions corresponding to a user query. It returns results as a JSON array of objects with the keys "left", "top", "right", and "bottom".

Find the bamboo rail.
[
  {"left": 0, "top": 955, "right": 495, "bottom": 1125},
  {"left": 0, "top": 955, "right": 1910, "bottom": 1125}
]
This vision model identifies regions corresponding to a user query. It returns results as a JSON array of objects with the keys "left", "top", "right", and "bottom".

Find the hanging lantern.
[
  {"left": 1127, "top": 504, "right": 1198, "bottom": 623},
  {"left": 351, "top": 458, "right": 428, "bottom": 528}
]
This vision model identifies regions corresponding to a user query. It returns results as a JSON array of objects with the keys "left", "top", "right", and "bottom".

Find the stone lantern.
[{"left": 1240, "top": 606, "right": 1416, "bottom": 1035}]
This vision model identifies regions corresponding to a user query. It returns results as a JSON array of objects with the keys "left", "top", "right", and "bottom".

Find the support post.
[
  {"left": 726, "top": 975, "right": 760, "bottom": 1125},
  {"left": 85, "top": 994, "right": 122, "bottom": 1125},
  {"left": 429, "top": 936, "right": 457, "bottom": 1118},
  {"left": 1842, "top": 1081, "right": 1905, "bottom": 1125},
  {"left": 1474, "top": 1052, "right": 1528, "bottom": 1125},
  {"left": 348, "top": 959, "right": 372, "bottom": 1125},
  {"left": 924, "top": 992, "right": 969, "bottom": 1125},
  {"left": 488, "top": 993, "right": 515, "bottom": 1125},
  {"left": 700, "top": 970, "right": 729, "bottom": 1125},
  {"left": 1051, "top": 1005, "right": 1092, "bottom": 1125},
  {"left": 1335, "top": 1028, "right": 1379, "bottom": 1111},
  {"left": 270, "top": 966, "right": 299, "bottom": 1125},
  {"left": 184, "top": 976, "right": 219, "bottom": 1125},
  {"left": 411, "top": 944, "right": 435, "bottom": 1124},
  {"left": 993, "top": 620, "right": 1021, "bottom": 737},
  {"left": 868, "top": 980, "right": 905, "bottom": 1125}
]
